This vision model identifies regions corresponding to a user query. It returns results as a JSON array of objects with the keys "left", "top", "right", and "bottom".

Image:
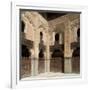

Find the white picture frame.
[{"left": 11, "top": 1, "right": 88, "bottom": 88}]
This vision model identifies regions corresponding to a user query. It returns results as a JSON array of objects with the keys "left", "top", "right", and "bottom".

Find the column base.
[
  {"left": 64, "top": 57, "right": 72, "bottom": 73},
  {"left": 31, "top": 58, "right": 38, "bottom": 76},
  {"left": 45, "top": 59, "right": 50, "bottom": 73}
]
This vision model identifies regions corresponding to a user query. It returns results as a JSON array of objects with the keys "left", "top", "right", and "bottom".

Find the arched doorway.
[
  {"left": 22, "top": 45, "right": 31, "bottom": 57},
  {"left": 38, "top": 32, "right": 45, "bottom": 74},
  {"left": 50, "top": 33, "right": 64, "bottom": 73},
  {"left": 20, "top": 44, "right": 31, "bottom": 78},
  {"left": 38, "top": 49, "right": 45, "bottom": 74},
  {"left": 72, "top": 28, "right": 80, "bottom": 73}
]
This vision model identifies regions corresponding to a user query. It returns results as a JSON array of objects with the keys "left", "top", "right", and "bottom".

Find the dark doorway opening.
[
  {"left": 39, "top": 49, "right": 44, "bottom": 58},
  {"left": 22, "top": 45, "right": 31, "bottom": 57},
  {"left": 72, "top": 28, "right": 80, "bottom": 73},
  {"left": 20, "top": 45, "right": 31, "bottom": 79},
  {"left": 21, "top": 21, "right": 25, "bottom": 32},
  {"left": 55, "top": 33, "right": 59, "bottom": 41}
]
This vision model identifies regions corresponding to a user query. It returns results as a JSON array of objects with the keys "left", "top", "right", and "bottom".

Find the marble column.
[
  {"left": 45, "top": 32, "right": 50, "bottom": 73},
  {"left": 64, "top": 21, "right": 72, "bottom": 73},
  {"left": 59, "top": 33, "right": 63, "bottom": 44},
  {"left": 31, "top": 49, "right": 35, "bottom": 76},
  {"left": 33, "top": 30, "right": 39, "bottom": 75},
  {"left": 53, "top": 32, "right": 55, "bottom": 45}
]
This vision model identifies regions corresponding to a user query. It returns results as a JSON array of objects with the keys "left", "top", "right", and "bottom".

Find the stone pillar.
[
  {"left": 64, "top": 22, "right": 72, "bottom": 73},
  {"left": 33, "top": 30, "right": 39, "bottom": 75},
  {"left": 64, "top": 57, "right": 72, "bottom": 73},
  {"left": 31, "top": 57, "right": 35, "bottom": 76},
  {"left": 31, "top": 49, "right": 35, "bottom": 76},
  {"left": 45, "top": 32, "right": 50, "bottom": 73},
  {"left": 59, "top": 33, "right": 63, "bottom": 44},
  {"left": 53, "top": 32, "right": 55, "bottom": 45}
]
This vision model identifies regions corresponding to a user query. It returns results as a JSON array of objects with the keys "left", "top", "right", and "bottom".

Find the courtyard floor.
[{"left": 21, "top": 72, "right": 80, "bottom": 80}]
